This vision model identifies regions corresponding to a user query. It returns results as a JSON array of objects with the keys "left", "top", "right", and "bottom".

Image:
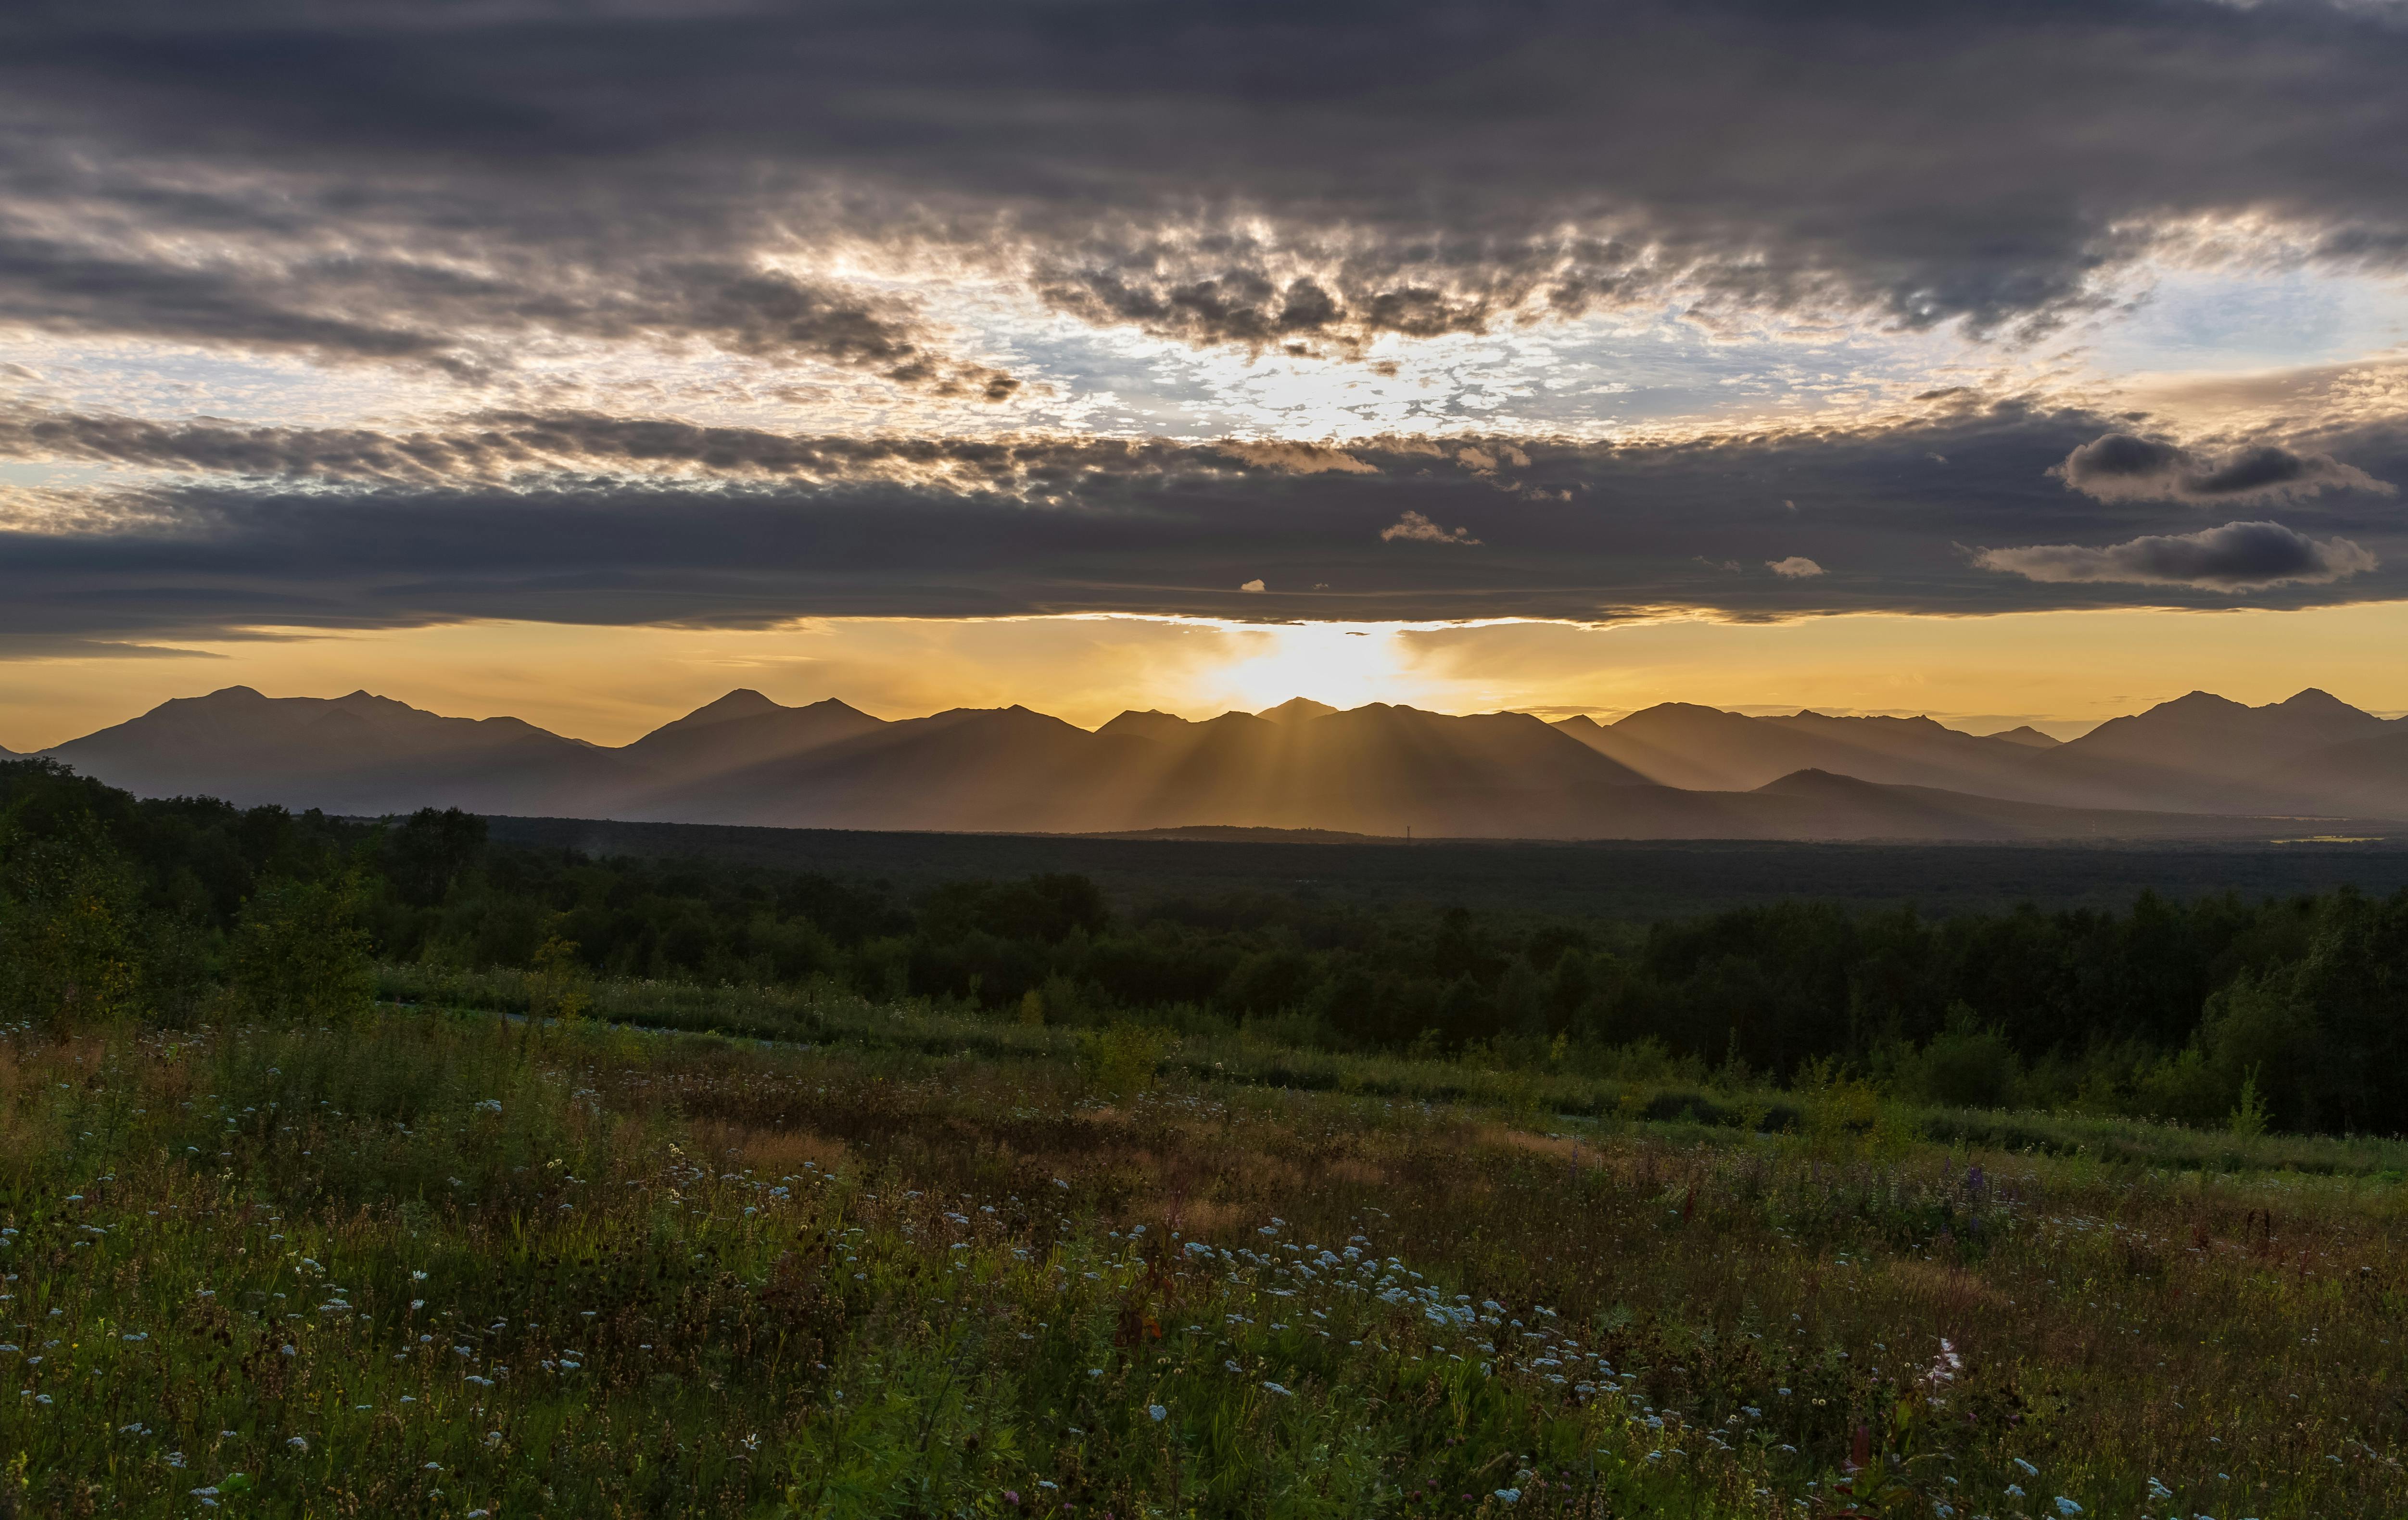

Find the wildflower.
[
  {"left": 1262, "top": 1381, "right": 1293, "bottom": 1396},
  {"left": 278, "top": 1344, "right": 296, "bottom": 1357},
  {"left": 1495, "top": 1489, "right": 1522, "bottom": 1504},
  {"left": 2013, "top": 1459, "right": 2040, "bottom": 1477},
  {"left": 2056, "top": 1500, "right": 2082, "bottom": 1516},
  {"left": 1149, "top": 1405, "right": 1167, "bottom": 1422},
  {"left": 1225, "top": 1360, "right": 1242, "bottom": 1373},
  {"left": 2005, "top": 1486, "right": 2026, "bottom": 1499},
  {"left": 286, "top": 1437, "right": 307, "bottom": 1451}
]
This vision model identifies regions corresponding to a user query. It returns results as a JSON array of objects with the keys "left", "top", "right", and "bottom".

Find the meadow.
[{"left": 5, "top": 988, "right": 2405, "bottom": 1519}]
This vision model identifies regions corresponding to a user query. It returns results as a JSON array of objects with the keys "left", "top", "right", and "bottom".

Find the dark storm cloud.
[
  {"left": 5, "top": 400, "right": 2406, "bottom": 649},
  {"left": 3, "top": 0, "right": 2408, "bottom": 362},
  {"left": 0, "top": 405, "right": 1215, "bottom": 487},
  {"left": 0, "top": 210, "right": 1017, "bottom": 391},
  {"left": 2055, "top": 432, "right": 2391, "bottom": 507},
  {"left": 0, "top": 226, "right": 468, "bottom": 368},
  {"left": 1974, "top": 520, "right": 2378, "bottom": 590}
]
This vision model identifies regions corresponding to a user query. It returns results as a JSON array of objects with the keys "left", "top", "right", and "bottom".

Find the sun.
[{"left": 1197, "top": 621, "right": 1423, "bottom": 714}]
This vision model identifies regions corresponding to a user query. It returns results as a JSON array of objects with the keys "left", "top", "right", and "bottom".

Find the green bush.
[
  {"left": 228, "top": 874, "right": 376, "bottom": 1025},
  {"left": 1076, "top": 1020, "right": 1171, "bottom": 1098},
  {"left": 1888, "top": 1004, "right": 2017, "bottom": 1109}
]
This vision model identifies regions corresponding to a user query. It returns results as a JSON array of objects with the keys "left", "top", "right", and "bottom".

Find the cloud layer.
[
  {"left": 5, "top": 0, "right": 2408, "bottom": 376},
  {"left": 1, "top": 398, "right": 2402, "bottom": 650},
  {"left": 2055, "top": 433, "right": 2391, "bottom": 507},
  {"left": 3, "top": 3, "right": 2408, "bottom": 660},
  {"left": 1975, "top": 521, "right": 2378, "bottom": 590}
]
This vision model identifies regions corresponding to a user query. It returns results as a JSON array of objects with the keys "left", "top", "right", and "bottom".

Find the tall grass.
[
  {"left": 381, "top": 963, "right": 2408, "bottom": 1178},
  {"left": 9, "top": 993, "right": 2404, "bottom": 1516}
]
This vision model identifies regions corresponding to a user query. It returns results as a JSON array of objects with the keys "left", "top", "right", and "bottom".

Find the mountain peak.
[
  {"left": 1096, "top": 709, "right": 1195, "bottom": 743},
  {"left": 2155, "top": 690, "right": 2249, "bottom": 715},
  {"left": 1988, "top": 725, "right": 2060, "bottom": 748},
  {"left": 2278, "top": 687, "right": 2364, "bottom": 716},
  {"left": 326, "top": 689, "right": 419, "bottom": 714},
  {"left": 701, "top": 688, "right": 785, "bottom": 716},
  {"left": 1257, "top": 697, "right": 1338, "bottom": 724},
  {"left": 656, "top": 689, "right": 789, "bottom": 732}
]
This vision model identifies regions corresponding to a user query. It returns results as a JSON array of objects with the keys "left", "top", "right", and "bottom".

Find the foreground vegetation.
[
  {"left": 6, "top": 758, "right": 2408, "bottom": 1514},
  {"left": 6, "top": 1001, "right": 2407, "bottom": 1517}
]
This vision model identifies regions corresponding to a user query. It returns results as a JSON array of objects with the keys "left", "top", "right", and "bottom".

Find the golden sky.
[{"left": 10, "top": 602, "right": 2408, "bottom": 752}]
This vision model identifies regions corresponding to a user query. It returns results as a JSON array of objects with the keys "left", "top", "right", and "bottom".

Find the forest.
[{"left": 5, "top": 756, "right": 2403, "bottom": 1137}]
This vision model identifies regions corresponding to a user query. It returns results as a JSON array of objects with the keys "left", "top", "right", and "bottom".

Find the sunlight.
[{"left": 1190, "top": 621, "right": 1426, "bottom": 714}]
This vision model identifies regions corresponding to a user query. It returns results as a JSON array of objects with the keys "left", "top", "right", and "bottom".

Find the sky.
[{"left": 4, "top": 0, "right": 2408, "bottom": 749}]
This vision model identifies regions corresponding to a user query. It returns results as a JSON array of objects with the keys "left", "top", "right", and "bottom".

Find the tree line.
[{"left": 4, "top": 758, "right": 2402, "bottom": 1135}]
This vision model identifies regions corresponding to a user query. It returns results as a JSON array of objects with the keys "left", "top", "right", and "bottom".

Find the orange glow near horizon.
[{"left": 7, "top": 603, "right": 2408, "bottom": 751}]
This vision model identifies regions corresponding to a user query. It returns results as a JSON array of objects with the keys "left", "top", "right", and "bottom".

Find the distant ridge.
[
  {"left": 1987, "top": 726, "right": 2060, "bottom": 748},
  {"left": 24, "top": 684, "right": 2408, "bottom": 840}
]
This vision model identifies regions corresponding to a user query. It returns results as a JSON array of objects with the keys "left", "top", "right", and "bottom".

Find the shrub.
[
  {"left": 1888, "top": 1004, "right": 2018, "bottom": 1110},
  {"left": 227, "top": 874, "right": 375, "bottom": 1025},
  {"left": 1076, "top": 1020, "right": 1171, "bottom": 1098}
]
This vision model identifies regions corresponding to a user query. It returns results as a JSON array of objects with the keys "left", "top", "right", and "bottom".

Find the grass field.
[{"left": 5, "top": 985, "right": 2406, "bottom": 1518}]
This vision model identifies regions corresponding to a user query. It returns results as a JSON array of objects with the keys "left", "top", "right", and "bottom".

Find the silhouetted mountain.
[
  {"left": 2049, "top": 689, "right": 2384, "bottom": 782},
  {"left": 1094, "top": 709, "right": 1196, "bottom": 745},
  {"left": 1550, "top": 691, "right": 2405, "bottom": 818},
  {"left": 1555, "top": 703, "right": 2046, "bottom": 795},
  {"left": 1744, "top": 769, "right": 2317, "bottom": 841},
  {"left": 634, "top": 705, "right": 1161, "bottom": 832},
  {"left": 31, "top": 684, "right": 2407, "bottom": 839},
  {"left": 617, "top": 692, "right": 884, "bottom": 798},
  {"left": 2261, "top": 726, "right": 2408, "bottom": 818},
  {"left": 1103, "top": 703, "right": 1656, "bottom": 836},
  {"left": 1987, "top": 726, "right": 2060, "bottom": 748},
  {"left": 44, "top": 687, "right": 636, "bottom": 815},
  {"left": 1257, "top": 697, "right": 1339, "bottom": 725},
  {"left": 2016, "top": 689, "right": 2391, "bottom": 812}
]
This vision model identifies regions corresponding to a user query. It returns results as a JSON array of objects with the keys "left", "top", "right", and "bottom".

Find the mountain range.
[{"left": 21, "top": 684, "right": 2408, "bottom": 842}]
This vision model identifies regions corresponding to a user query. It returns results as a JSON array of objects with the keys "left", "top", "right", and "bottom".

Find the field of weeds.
[{"left": 4, "top": 1003, "right": 2406, "bottom": 1519}]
